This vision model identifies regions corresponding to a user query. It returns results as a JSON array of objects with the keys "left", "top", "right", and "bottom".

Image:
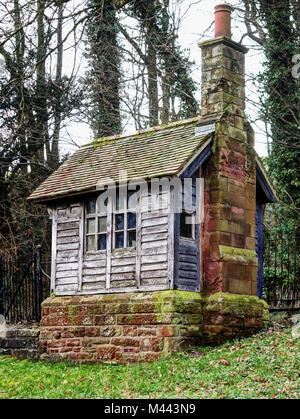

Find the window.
[
  {"left": 113, "top": 190, "right": 137, "bottom": 249},
  {"left": 85, "top": 198, "right": 107, "bottom": 252},
  {"left": 180, "top": 211, "right": 195, "bottom": 239},
  {"left": 85, "top": 190, "right": 138, "bottom": 252},
  {"left": 180, "top": 177, "right": 197, "bottom": 240}
]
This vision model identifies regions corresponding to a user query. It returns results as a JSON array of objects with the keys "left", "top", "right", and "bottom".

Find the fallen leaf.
[{"left": 219, "top": 358, "right": 230, "bottom": 366}]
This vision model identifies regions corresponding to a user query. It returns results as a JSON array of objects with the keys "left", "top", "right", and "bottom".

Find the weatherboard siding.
[{"left": 53, "top": 203, "right": 83, "bottom": 295}]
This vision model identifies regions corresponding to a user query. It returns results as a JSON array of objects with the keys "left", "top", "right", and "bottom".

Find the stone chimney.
[
  {"left": 200, "top": 4, "right": 258, "bottom": 297},
  {"left": 199, "top": 3, "right": 247, "bottom": 120}
]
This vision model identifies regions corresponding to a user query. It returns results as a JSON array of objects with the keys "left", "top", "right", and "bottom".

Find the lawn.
[{"left": 0, "top": 325, "right": 299, "bottom": 399}]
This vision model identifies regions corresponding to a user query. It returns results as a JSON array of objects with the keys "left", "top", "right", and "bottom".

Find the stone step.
[
  {"left": 5, "top": 328, "right": 39, "bottom": 339},
  {"left": 0, "top": 326, "right": 40, "bottom": 361},
  {"left": 0, "top": 337, "right": 38, "bottom": 350}
]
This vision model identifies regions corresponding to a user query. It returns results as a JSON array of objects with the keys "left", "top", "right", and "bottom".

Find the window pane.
[
  {"left": 87, "top": 218, "right": 95, "bottom": 234},
  {"left": 128, "top": 212, "right": 136, "bottom": 229},
  {"left": 87, "top": 235, "right": 95, "bottom": 251},
  {"left": 98, "top": 216, "right": 107, "bottom": 233},
  {"left": 180, "top": 213, "right": 193, "bottom": 238},
  {"left": 115, "top": 214, "right": 124, "bottom": 231},
  {"left": 98, "top": 234, "right": 107, "bottom": 251},
  {"left": 128, "top": 231, "right": 136, "bottom": 248},
  {"left": 115, "top": 232, "right": 124, "bottom": 249},
  {"left": 87, "top": 199, "right": 96, "bottom": 214}
]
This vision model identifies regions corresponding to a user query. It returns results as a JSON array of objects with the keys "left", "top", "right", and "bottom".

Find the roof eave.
[{"left": 255, "top": 156, "right": 278, "bottom": 203}]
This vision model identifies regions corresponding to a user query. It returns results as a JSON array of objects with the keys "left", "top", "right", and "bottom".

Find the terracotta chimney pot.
[{"left": 214, "top": 3, "right": 232, "bottom": 38}]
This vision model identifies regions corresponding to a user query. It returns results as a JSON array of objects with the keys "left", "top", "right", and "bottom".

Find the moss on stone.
[
  {"left": 219, "top": 245, "right": 258, "bottom": 265},
  {"left": 154, "top": 290, "right": 204, "bottom": 316},
  {"left": 68, "top": 305, "right": 79, "bottom": 316},
  {"left": 204, "top": 292, "right": 263, "bottom": 317},
  {"left": 262, "top": 300, "right": 270, "bottom": 326}
]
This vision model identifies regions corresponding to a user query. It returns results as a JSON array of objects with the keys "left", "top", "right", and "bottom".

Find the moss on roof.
[{"left": 28, "top": 116, "right": 213, "bottom": 202}]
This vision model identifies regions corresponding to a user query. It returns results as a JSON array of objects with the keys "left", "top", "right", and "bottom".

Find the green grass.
[{"left": 0, "top": 326, "right": 299, "bottom": 399}]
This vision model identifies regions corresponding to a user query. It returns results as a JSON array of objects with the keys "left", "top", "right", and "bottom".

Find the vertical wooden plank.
[
  {"left": 77, "top": 202, "right": 84, "bottom": 292},
  {"left": 173, "top": 213, "right": 180, "bottom": 289},
  {"left": 50, "top": 208, "right": 57, "bottom": 293},
  {"left": 135, "top": 193, "right": 142, "bottom": 288},
  {"left": 168, "top": 187, "right": 175, "bottom": 290},
  {"left": 106, "top": 197, "right": 112, "bottom": 289}
]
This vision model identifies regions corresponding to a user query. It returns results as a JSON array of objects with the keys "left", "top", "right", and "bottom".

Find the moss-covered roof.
[{"left": 28, "top": 116, "right": 213, "bottom": 202}]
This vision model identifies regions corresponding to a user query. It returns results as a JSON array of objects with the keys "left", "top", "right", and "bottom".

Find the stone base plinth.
[{"left": 39, "top": 291, "right": 268, "bottom": 363}]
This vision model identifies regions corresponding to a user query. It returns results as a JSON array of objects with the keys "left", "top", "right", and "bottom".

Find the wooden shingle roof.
[{"left": 28, "top": 117, "right": 213, "bottom": 202}]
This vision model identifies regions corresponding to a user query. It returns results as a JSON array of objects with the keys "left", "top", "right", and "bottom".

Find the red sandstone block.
[
  {"left": 97, "top": 346, "right": 118, "bottom": 361},
  {"left": 74, "top": 316, "right": 93, "bottom": 326},
  {"left": 137, "top": 326, "right": 157, "bottom": 336},
  {"left": 117, "top": 314, "right": 157, "bottom": 325},
  {"left": 228, "top": 191, "right": 246, "bottom": 209},
  {"left": 225, "top": 263, "right": 245, "bottom": 279},
  {"left": 48, "top": 339, "right": 67, "bottom": 348},
  {"left": 220, "top": 232, "right": 231, "bottom": 246},
  {"left": 227, "top": 139, "right": 246, "bottom": 154},
  {"left": 157, "top": 326, "right": 174, "bottom": 337},
  {"left": 231, "top": 234, "right": 245, "bottom": 248},
  {"left": 220, "top": 205, "right": 232, "bottom": 220},
  {"left": 228, "top": 279, "right": 252, "bottom": 295},
  {"left": 58, "top": 347, "right": 75, "bottom": 354},
  {"left": 123, "top": 326, "right": 138, "bottom": 337},
  {"left": 95, "top": 315, "right": 116, "bottom": 325},
  {"left": 220, "top": 164, "right": 246, "bottom": 182},
  {"left": 207, "top": 219, "right": 217, "bottom": 232},
  {"left": 65, "top": 339, "right": 80, "bottom": 347},
  {"left": 209, "top": 245, "right": 221, "bottom": 261},
  {"left": 100, "top": 326, "right": 122, "bottom": 337},
  {"left": 49, "top": 306, "right": 67, "bottom": 316},
  {"left": 245, "top": 209, "right": 255, "bottom": 224},
  {"left": 42, "top": 307, "right": 49, "bottom": 316},
  {"left": 84, "top": 327, "right": 99, "bottom": 337},
  {"left": 206, "top": 261, "right": 222, "bottom": 284},
  {"left": 74, "top": 327, "right": 86, "bottom": 337},
  {"left": 61, "top": 328, "right": 76, "bottom": 338},
  {"left": 228, "top": 179, "right": 246, "bottom": 194},
  {"left": 244, "top": 265, "right": 258, "bottom": 281},
  {"left": 246, "top": 236, "right": 256, "bottom": 250},
  {"left": 140, "top": 337, "right": 164, "bottom": 352},
  {"left": 246, "top": 183, "right": 255, "bottom": 200},
  {"left": 231, "top": 206, "right": 245, "bottom": 222},
  {"left": 111, "top": 337, "right": 139, "bottom": 347},
  {"left": 42, "top": 316, "right": 74, "bottom": 327}
]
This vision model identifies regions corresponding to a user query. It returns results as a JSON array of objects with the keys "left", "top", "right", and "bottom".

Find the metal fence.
[
  {"left": 0, "top": 246, "right": 51, "bottom": 324},
  {"left": 263, "top": 230, "right": 300, "bottom": 312}
]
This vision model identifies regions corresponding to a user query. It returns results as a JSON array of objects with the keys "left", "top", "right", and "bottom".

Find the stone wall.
[
  {"left": 0, "top": 326, "right": 40, "bottom": 360},
  {"left": 39, "top": 290, "right": 268, "bottom": 363}
]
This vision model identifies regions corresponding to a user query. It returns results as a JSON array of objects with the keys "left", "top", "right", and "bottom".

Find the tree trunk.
[{"left": 87, "top": 0, "right": 121, "bottom": 138}]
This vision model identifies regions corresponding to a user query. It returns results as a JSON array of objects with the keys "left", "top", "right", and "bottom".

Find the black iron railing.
[
  {"left": 263, "top": 230, "right": 299, "bottom": 311},
  {"left": 0, "top": 246, "right": 50, "bottom": 323}
]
